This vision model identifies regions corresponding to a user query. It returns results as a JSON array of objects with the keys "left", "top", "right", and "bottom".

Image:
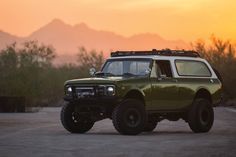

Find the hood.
[{"left": 65, "top": 77, "right": 124, "bottom": 85}]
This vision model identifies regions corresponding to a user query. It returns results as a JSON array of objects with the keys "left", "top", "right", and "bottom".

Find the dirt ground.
[{"left": 0, "top": 107, "right": 235, "bottom": 157}]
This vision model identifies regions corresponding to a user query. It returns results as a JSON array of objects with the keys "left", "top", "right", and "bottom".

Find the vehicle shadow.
[{"left": 83, "top": 130, "right": 194, "bottom": 136}]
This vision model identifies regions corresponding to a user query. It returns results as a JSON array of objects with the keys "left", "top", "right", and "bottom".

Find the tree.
[
  {"left": 0, "top": 42, "right": 105, "bottom": 107},
  {"left": 77, "top": 47, "right": 104, "bottom": 77},
  {"left": 0, "top": 41, "right": 56, "bottom": 106},
  {"left": 19, "top": 41, "right": 55, "bottom": 68}
]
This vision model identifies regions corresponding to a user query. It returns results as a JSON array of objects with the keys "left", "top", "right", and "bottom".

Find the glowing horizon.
[{"left": 0, "top": 0, "right": 235, "bottom": 42}]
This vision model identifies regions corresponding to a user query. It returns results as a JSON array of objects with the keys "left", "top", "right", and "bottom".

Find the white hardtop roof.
[{"left": 108, "top": 55, "right": 216, "bottom": 78}]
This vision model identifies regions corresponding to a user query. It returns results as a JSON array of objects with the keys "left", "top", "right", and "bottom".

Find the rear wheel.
[
  {"left": 188, "top": 98, "right": 214, "bottom": 133},
  {"left": 60, "top": 102, "right": 94, "bottom": 133},
  {"left": 112, "top": 99, "right": 146, "bottom": 135}
]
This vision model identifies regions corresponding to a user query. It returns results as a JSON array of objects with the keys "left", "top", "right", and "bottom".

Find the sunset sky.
[{"left": 0, "top": 0, "right": 235, "bottom": 42}]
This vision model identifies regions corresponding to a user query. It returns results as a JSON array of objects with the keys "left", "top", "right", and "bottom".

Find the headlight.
[
  {"left": 106, "top": 86, "right": 115, "bottom": 96},
  {"left": 65, "top": 86, "right": 73, "bottom": 96},
  {"left": 67, "top": 87, "right": 72, "bottom": 92}
]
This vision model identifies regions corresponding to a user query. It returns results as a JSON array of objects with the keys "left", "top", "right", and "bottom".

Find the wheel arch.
[
  {"left": 195, "top": 88, "right": 212, "bottom": 104},
  {"left": 124, "top": 89, "right": 145, "bottom": 105}
]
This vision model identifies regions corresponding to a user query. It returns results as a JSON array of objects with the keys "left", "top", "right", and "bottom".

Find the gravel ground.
[{"left": 0, "top": 107, "right": 235, "bottom": 157}]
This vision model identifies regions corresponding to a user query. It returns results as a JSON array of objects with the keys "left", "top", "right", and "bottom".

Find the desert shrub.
[{"left": 0, "top": 42, "right": 104, "bottom": 107}]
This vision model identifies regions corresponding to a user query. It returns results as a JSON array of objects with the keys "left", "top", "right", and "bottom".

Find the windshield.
[{"left": 98, "top": 59, "right": 151, "bottom": 77}]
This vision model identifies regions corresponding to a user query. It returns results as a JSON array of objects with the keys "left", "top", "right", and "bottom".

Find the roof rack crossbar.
[{"left": 111, "top": 49, "right": 200, "bottom": 58}]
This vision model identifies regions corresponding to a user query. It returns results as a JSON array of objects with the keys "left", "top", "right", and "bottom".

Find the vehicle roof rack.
[{"left": 111, "top": 49, "right": 200, "bottom": 58}]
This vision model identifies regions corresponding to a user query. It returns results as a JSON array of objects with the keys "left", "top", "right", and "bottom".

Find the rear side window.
[{"left": 175, "top": 60, "right": 211, "bottom": 77}]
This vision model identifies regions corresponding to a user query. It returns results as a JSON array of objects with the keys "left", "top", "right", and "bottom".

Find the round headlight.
[
  {"left": 67, "top": 87, "right": 72, "bottom": 92},
  {"left": 107, "top": 86, "right": 115, "bottom": 96},
  {"left": 107, "top": 87, "right": 114, "bottom": 92}
]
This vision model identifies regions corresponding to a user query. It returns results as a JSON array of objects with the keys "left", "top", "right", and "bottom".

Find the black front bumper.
[
  {"left": 64, "top": 95, "right": 122, "bottom": 120},
  {"left": 64, "top": 95, "right": 122, "bottom": 105}
]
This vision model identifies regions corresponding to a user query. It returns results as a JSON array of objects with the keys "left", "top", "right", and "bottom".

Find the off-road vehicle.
[{"left": 61, "top": 49, "right": 222, "bottom": 135}]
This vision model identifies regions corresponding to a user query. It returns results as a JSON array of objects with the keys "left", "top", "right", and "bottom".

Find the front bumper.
[
  {"left": 63, "top": 95, "right": 122, "bottom": 121},
  {"left": 64, "top": 95, "right": 121, "bottom": 105}
]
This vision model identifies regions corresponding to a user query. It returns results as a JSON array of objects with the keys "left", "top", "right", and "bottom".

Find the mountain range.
[{"left": 0, "top": 19, "right": 189, "bottom": 64}]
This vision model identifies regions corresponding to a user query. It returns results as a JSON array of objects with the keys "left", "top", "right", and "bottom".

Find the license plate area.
[{"left": 75, "top": 87, "right": 95, "bottom": 98}]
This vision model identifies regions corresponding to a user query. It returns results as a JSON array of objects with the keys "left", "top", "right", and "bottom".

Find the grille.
[
  {"left": 75, "top": 87, "right": 95, "bottom": 98},
  {"left": 97, "top": 85, "right": 106, "bottom": 96}
]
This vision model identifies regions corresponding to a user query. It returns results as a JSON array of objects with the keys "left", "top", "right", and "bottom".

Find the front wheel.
[
  {"left": 60, "top": 103, "right": 94, "bottom": 133},
  {"left": 188, "top": 98, "right": 214, "bottom": 133},
  {"left": 112, "top": 99, "right": 146, "bottom": 135}
]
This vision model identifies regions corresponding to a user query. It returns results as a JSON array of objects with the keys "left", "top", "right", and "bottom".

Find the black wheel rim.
[
  {"left": 124, "top": 108, "right": 141, "bottom": 127},
  {"left": 72, "top": 112, "right": 80, "bottom": 123},
  {"left": 200, "top": 107, "right": 210, "bottom": 125},
  {"left": 71, "top": 111, "right": 92, "bottom": 124}
]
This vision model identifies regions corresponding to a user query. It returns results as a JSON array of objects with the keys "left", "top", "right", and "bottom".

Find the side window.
[
  {"left": 156, "top": 60, "right": 173, "bottom": 77},
  {"left": 175, "top": 60, "right": 211, "bottom": 77}
]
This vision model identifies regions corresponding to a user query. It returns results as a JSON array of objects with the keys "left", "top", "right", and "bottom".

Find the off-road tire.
[
  {"left": 60, "top": 103, "right": 94, "bottom": 133},
  {"left": 112, "top": 99, "right": 146, "bottom": 135},
  {"left": 143, "top": 121, "right": 157, "bottom": 132},
  {"left": 188, "top": 98, "right": 214, "bottom": 133}
]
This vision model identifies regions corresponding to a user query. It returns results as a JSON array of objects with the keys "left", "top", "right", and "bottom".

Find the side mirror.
[
  {"left": 144, "top": 68, "right": 151, "bottom": 75},
  {"left": 89, "top": 68, "right": 96, "bottom": 76}
]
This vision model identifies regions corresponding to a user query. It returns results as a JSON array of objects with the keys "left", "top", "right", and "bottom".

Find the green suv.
[{"left": 61, "top": 49, "right": 222, "bottom": 135}]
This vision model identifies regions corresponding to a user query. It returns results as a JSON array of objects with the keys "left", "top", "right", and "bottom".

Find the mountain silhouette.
[{"left": 0, "top": 19, "right": 189, "bottom": 64}]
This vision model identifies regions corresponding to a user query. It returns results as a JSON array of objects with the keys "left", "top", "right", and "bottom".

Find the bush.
[{"left": 0, "top": 42, "right": 104, "bottom": 107}]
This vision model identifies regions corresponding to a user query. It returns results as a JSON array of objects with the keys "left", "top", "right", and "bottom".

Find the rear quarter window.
[{"left": 175, "top": 60, "right": 211, "bottom": 77}]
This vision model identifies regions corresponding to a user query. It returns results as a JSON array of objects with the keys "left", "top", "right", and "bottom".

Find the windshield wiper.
[{"left": 122, "top": 73, "right": 136, "bottom": 77}]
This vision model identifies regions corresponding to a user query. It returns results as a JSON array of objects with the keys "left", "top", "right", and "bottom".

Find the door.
[{"left": 149, "top": 60, "right": 179, "bottom": 111}]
